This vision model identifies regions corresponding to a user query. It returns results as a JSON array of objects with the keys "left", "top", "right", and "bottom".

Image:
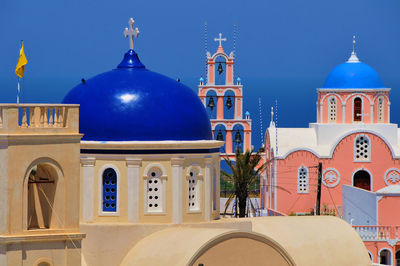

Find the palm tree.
[{"left": 221, "top": 147, "right": 269, "bottom": 218}]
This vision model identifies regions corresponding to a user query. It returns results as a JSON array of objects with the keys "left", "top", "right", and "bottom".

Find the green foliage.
[{"left": 221, "top": 147, "right": 269, "bottom": 218}]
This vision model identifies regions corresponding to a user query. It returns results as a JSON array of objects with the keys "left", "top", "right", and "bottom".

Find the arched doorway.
[
  {"left": 353, "top": 170, "right": 371, "bottom": 191},
  {"left": 396, "top": 250, "right": 400, "bottom": 266}
]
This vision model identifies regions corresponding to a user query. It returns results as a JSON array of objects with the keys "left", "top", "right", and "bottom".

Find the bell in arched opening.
[
  {"left": 217, "top": 62, "right": 224, "bottom": 75},
  {"left": 207, "top": 96, "right": 215, "bottom": 110},
  {"left": 225, "top": 97, "right": 233, "bottom": 109},
  {"left": 216, "top": 131, "right": 224, "bottom": 141},
  {"left": 234, "top": 131, "right": 242, "bottom": 144}
]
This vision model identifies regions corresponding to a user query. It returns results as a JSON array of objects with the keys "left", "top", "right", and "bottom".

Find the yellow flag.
[{"left": 15, "top": 43, "right": 28, "bottom": 78}]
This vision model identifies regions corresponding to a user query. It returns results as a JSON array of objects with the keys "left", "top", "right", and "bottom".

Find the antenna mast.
[{"left": 258, "top": 97, "right": 264, "bottom": 146}]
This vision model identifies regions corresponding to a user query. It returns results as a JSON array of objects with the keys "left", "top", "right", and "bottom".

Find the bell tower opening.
[
  {"left": 27, "top": 164, "right": 59, "bottom": 230},
  {"left": 354, "top": 97, "right": 362, "bottom": 121},
  {"left": 353, "top": 170, "right": 371, "bottom": 191}
]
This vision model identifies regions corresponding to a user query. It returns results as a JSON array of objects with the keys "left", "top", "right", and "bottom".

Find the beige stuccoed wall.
[
  {"left": 0, "top": 104, "right": 84, "bottom": 266},
  {"left": 193, "top": 237, "right": 291, "bottom": 266},
  {"left": 6, "top": 138, "right": 82, "bottom": 233},
  {"left": 81, "top": 144, "right": 221, "bottom": 224}
]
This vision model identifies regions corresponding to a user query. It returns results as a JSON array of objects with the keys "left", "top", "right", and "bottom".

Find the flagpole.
[{"left": 17, "top": 78, "right": 20, "bottom": 104}]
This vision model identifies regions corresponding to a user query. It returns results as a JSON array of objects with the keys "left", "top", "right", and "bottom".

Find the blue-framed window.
[{"left": 102, "top": 168, "right": 117, "bottom": 212}]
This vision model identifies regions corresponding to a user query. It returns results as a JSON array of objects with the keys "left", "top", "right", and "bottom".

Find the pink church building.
[
  {"left": 198, "top": 33, "right": 252, "bottom": 158},
  {"left": 262, "top": 39, "right": 400, "bottom": 265}
]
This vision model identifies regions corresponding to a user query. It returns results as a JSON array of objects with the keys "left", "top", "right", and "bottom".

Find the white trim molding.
[
  {"left": 143, "top": 163, "right": 167, "bottom": 215},
  {"left": 322, "top": 168, "right": 340, "bottom": 188},
  {"left": 126, "top": 158, "right": 142, "bottom": 223},
  {"left": 81, "top": 157, "right": 96, "bottom": 222},
  {"left": 98, "top": 164, "right": 121, "bottom": 217},
  {"left": 384, "top": 168, "right": 400, "bottom": 186}
]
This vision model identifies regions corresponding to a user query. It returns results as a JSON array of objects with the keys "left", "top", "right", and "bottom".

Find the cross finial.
[
  {"left": 347, "top": 35, "right": 360, "bottom": 63},
  {"left": 214, "top": 33, "right": 227, "bottom": 47},
  {"left": 124, "top": 18, "right": 140, "bottom": 50}
]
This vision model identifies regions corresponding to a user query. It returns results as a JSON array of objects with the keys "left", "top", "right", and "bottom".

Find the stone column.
[
  {"left": 171, "top": 158, "right": 184, "bottom": 224},
  {"left": 126, "top": 158, "right": 142, "bottom": 223},
  {"left": 204, "top": 158, "right": 213, "bottom": 221},
  {"left": 81, "top": 157, "right": 96, "bottom": 222}
]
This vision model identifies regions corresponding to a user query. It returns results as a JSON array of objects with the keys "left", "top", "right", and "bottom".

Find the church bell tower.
[{"left": 198, "top": 33, "right": 252, "bottom": 156}]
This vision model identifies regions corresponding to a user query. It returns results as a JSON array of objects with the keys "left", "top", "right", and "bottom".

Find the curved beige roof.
[
  {"left": 121, "top": 216, "right": 371, "bottom": 266},
  {"left": 250, "top": 216, "right": 371, "bottom": 266}
]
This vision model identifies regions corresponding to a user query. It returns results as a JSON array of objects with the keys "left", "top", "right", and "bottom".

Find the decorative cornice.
[
  {"left": 81, "top": 157, "right": 96, "bottom": 167},
  {"left": 171, "top": 158, "right": 185, "bottom": 166},
  {"left": 126, "top": 158, "right": 142, "bottom": 167}
]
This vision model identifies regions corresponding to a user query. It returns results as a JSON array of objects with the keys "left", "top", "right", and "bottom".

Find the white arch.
[
  {"left": 143, "top": 163, "right": 167, "bottom": 176},
  {"left": 320, "top": 92, "right": 344, "bottom": 105},
  {"left": 281, "top": 148, "right": 321, "bottom": 160},
  {"left": 211, "top": 52, "right": 229, "bottom": 61},
  {"left": 378, "top": 248, "right": 392, "bottom": 265},
  {"left": 213, "top": 123, "right": 227, "bottom": 130},
  {"left": 344, "top": 92, "right": 373, "bottom": 105},
  {"left": 373, "top": 93, "right": 390, "bottom": 104},
  {"left": 351, "top": 168, "right": 373, "bottom": 191},
  {"left": 328, "top": 130, "right": 396, "bottom": 158},
  {"left": 232, "top": 122, "right": 246, "bottom": 130},
  {"left": 204, "top": 88, "right": 218, "bottom": 96},
  {"left": 98, "top": 164, "right": 121, "bottom": 216}
]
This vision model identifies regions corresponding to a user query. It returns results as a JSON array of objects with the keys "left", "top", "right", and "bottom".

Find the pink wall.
[
  {"left": 274, "top": 132, "right": 396, "bottom": 214},
  {"left": 319, "top": 91, "right": 390, "bottom": 124},
  {"left": 378, "top": 197, "right": 400, "bottom": 226},
  {"left": 364, "top": 241, "right": 398, "bottom": 265}
]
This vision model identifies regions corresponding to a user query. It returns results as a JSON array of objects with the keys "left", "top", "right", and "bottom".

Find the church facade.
[{"left": 262, "top": 39, "right": 400, "bottom": 265}]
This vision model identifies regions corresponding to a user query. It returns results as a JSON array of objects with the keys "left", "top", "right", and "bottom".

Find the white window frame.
[
  {"left": 328, "top": 96, "right": 337, "bottom": 123},
  {"left": 354, "top": 134, "right": 371, "bottom": 162},
  {"left": 352, "top": 96, "right": 363, "bottom": 122},
  {"left": 377, "top": 96, "right": 384, "bottom": 123},
  {"left": 98, "top": 164, "right": 120, "bottom": 216},
  {"left": 186, "top": 165, "right": 203, "bottom": 213},
  {"left": 297, "top": 166, "right": 309, "bottom": 194},
  {"left": 143, "top": 163, "right": 167, "bottom": 214}
]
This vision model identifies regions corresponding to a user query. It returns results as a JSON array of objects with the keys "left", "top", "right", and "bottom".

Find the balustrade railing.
[
  {"left": 0, "top": 104, "right": 79, "bottom": 134},
  {"left": 353, "top": 225, "right": 400, "bottom": 241}
]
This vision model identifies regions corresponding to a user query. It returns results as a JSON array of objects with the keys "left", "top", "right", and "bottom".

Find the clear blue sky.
[{"left": 1, "top": 0, "right": 400, "bottom": 146}]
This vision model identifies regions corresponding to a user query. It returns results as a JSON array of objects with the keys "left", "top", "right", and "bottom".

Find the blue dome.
[
  {"left": 63, "top": 50, "right": 212, "bottom": 141},
  {"left": 322, "top": 61, "right": 384, "bottom": 89}
]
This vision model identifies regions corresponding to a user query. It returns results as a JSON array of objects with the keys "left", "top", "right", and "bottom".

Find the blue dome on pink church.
[
  {"left": 63, "top": 50, "right": 212, "bottom": 141},
  {"left": 322, "top": 53, "right": 385, "bottom": 89}
]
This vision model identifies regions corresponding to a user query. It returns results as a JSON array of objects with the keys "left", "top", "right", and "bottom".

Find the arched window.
[
  {"left": 378, "top": 96, "right": 384, "bottom": 123},
  {"left": 102, "top": 168, "right": 117, "bottom": 212},
  {"left": 354, "top": 135, "right": 370, "bottom": 162},
  {"left": 328, "top": 97, "right": 337, "bottom": 123},
  {"left": 27, "top": 164, "right": 60, "bottom": 230},
  {"left": 187, "top": 167, "right": 201, "bottom": 211},
  {"left": 297, "top": 166, "right": 309, "bottom": 193},
  {"left": 145, "top": 166, "right": 164, "bottom": 213},
  {"left": 354, "top": 97, "right": 362, "bottom": 121}
]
